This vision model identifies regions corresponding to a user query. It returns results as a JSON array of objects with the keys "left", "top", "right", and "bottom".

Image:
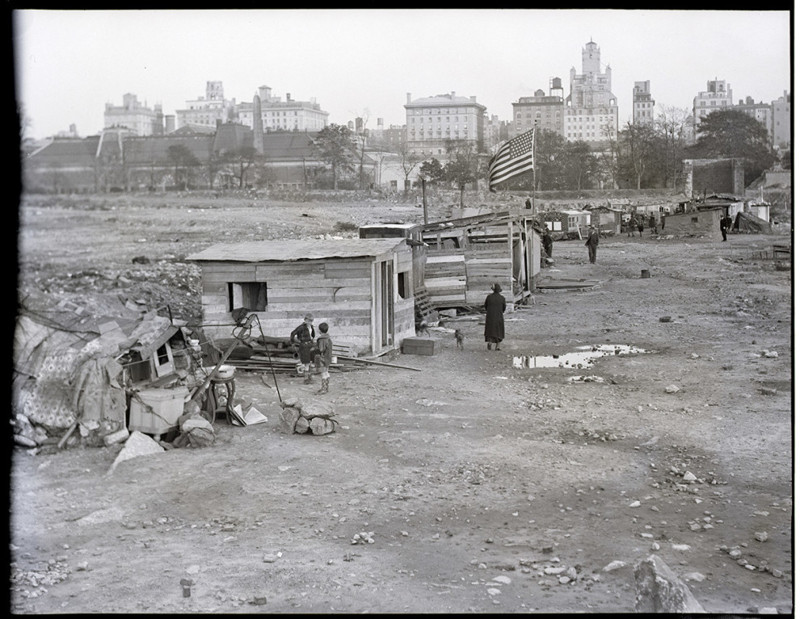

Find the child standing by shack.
[
  {"left": 290, "top": 313, "right": 316, "bottom": 384},
  {"left": 315, "top": 322, "right": 333, "bottom": 394}
]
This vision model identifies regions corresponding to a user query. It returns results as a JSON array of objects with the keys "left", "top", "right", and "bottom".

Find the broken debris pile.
[
  {"left": 279, "top": 396, "right": 338, "bottom": 435},
  {"left": 13, "top": 291, "right": 213, "bottom": 451}
]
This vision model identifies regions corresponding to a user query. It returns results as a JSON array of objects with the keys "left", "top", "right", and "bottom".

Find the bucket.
[{"left": 641, "top": 269, "right": 651, "bottom": 278}]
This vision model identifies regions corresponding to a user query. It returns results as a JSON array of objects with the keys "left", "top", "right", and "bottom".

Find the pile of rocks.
[{"left": 279, "top": 396, "right": 337, "bottom": 435}]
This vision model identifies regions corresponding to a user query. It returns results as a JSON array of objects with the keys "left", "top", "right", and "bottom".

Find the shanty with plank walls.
[
  {"left": 420, "top": 211, "right": 540, "bottom": 308},
  {"left": 187, "top": 239, "right": 416, "bottom": 356}
]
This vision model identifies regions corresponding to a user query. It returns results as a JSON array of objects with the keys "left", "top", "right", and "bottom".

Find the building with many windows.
[
  {"left": 366, "top": 118, "right": 405, "bottom": 151},
  {"left": 733, "top": 95, "right": 772, "bottom": 141},
  {"left": 511, "top": 78, "right": 565, "bottom": 138},
  {"left": 770, "top": 91, "right": 791, "bottom": 150},
  {"left": 236, "top": 86, "right": 328, "bottom": 133},
  {"left": 565, "top": 40, "right": 618, "bottom": 145},
  {"left": 104, "top": 93, "right": 165, "bottom": 136},
  {"left": 404, "top": 92, "right": 486, "bottom": 157},
  {"left": 175, "top": 81, "right": 236, "bottom": 131},
  {"left": 691, "top": 79, "right": 733, "bottom": 141},
  {"left": 632, "top": 81, "right": 655, "bottom": 126}
]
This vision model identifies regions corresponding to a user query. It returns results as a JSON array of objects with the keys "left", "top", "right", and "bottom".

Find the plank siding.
[{"left": 194, "top": 245, "right": 414, "bottom": 356}]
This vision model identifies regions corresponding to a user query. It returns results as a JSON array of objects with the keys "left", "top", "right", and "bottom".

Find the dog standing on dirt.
[
  {"left": 416, "top": 321, "right": 431, "bottom": 337},
  {"left": 454, "top": 329, "right": 464, "bottom": 350}
]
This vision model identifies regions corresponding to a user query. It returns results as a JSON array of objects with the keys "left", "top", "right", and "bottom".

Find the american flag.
[{"left": 487, "top": 129, "right": 535, "bottom": 192}]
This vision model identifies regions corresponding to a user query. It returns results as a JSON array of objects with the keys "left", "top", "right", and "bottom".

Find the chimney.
[
  {"left": 286, "top": 93, "right": 291, "bottom": 101},
  {"left": 407, "top": 92, "right": 412, "bottom": 104},
  {"left": 450, "top": 91, "right": 455, "bottom": 99}
]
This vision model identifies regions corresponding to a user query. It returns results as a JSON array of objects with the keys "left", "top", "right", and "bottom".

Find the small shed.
[
  {"left": 419, "top": 211, "right": 540, "bottom": 308},
  {"left": 585, "top": 205, "right": 623, "bottom": 235},
  {"left": 746, "top": 201, "right": 771, "bottom": 223},
  {"left": 540, "top": 209, "right": 591, "bottom": 239},
  {"left": 661, "top": 207, "right": 724, "bottom": 239},
  {"left": 187, "top": 239, "right": 416, "bottom": 356}
]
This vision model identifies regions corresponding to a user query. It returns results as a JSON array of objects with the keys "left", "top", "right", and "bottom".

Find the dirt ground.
[{"left": 10, "top": 193, "right": 794, "bottom": 613}]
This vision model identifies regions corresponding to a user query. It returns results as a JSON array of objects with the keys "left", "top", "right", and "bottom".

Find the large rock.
[
  {"left": 634, "top": 554, "right": 705, "bottom": 613},
  {"left": 106, "top": 431, "right": 164, "bottom": 475},
  {"left": 309, "top": 417, "right": 335, "bottom": 435}
]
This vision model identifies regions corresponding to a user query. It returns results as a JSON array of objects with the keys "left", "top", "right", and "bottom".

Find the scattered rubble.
[{"left": 634, "top": 554, "right": 705, "bottom": 613}]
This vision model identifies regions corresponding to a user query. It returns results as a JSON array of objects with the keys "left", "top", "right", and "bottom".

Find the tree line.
[{"left": 313, "top": 107, "right": 786, "bottom": 198}]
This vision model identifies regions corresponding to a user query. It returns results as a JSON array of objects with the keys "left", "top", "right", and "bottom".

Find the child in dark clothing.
[
  {"left": 290, "top": 313, "right": 315, "bottom": 384},
  {"left": 315, "top": 322, "right": 332, "bottom": 394}
]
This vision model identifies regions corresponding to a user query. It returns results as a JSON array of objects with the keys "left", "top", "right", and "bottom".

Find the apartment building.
[
  {"left": 565, "top": 40, "right": 619, "bottom": 144},
  {"left": 404, "top": 92, "right": 486, "bottom": 157},
  {"left": 770, "top": 91, "right": 791, "bottom": 150},
  {"left": 511, "top": 78, "right": 565, "bottom": 138},
  {"left": 691, "top": 79, "right": 733, "bottom": 141},
  {"left": 236, "top": 86, "right": 328, "bottom": 133},
  {"left": 483, "top": 114, "right": 509, "bottom": 152},
  {"left": 175, "top": 81, "right": 235, "bottom": 130},
  {"left": 366, "top": 118, "right": 405, "bottom": 151},
  {"left": 632, "top": 81, "right": 655, "bottom": 126},
  {"left": 733, "top": 95, "right": 772, "bottom": 140},
  {"left": 103, "top": 93, "right": 164, "bottom": 136}
]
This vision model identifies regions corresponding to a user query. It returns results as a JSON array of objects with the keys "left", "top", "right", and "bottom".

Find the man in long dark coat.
[{"left": 483, "top": 283, "right": 506, "bottom": 351}]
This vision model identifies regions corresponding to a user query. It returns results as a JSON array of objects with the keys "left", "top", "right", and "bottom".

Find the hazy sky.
[{"left": 13, "top": 9, "right": 792, "bottom": 140}]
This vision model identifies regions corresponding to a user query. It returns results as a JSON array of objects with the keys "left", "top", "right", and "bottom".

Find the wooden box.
[
  {"left": 128, "top": 386, "right": 188, "bottom": 436},
  {"left": 401, "top": 337, "right": 440, "bottom": 356}
]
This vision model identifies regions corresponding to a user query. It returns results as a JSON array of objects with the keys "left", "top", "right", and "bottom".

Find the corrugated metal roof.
[{"left": 187, "top": 238, "right": 406, "bottom": 262}]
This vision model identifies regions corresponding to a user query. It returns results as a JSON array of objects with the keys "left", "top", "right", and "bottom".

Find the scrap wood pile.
[{"left": 211, "top": 335, "right": 362, "bottom": 373}]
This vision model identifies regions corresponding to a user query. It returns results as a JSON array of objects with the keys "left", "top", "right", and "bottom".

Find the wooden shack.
[
  {"left": 358, "top": 222, "right": 436, "bottom": 324},
  {"left": 540, "top": 209, "right": 591, "bottom": 239},
  {"left": 661, "top": 207, "right": 724, "bottom": 239},
  {"left": 418, "top": 211, "right": 540, "bottom": 309},
  {"left": 586, "top": 205, "right": 623, "bottom": 235},
  {"left": 187, "top": 239, "right": 416, "bottom": 356}
]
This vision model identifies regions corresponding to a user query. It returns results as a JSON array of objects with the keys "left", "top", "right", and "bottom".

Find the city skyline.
[{"left": 13, "top": 9, "right": 791, "bottom": 141}]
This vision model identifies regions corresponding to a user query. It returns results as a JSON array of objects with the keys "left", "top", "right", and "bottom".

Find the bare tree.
[
  {"left": 654, "top": 105, "right": 690, "bottom": 189},
  {"left": 397, "top": 140, "right": 422, "bottom": 197},
  {"left": 622, "top": 121, "right": 658, "bottom": 190}
]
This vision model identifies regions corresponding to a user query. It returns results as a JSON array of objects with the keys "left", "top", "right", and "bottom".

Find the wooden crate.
[
  {"left": 401, "top": 337, "right": 440, "bottom": 356},
  {"left": 128, "top": 386, "right": 188, "bottom": 436}
]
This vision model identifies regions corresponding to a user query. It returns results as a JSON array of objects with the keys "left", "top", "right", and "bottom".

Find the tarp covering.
[
  {"left": 13, "top": 308, "right": 180, "bottom": 432},
  {"left": 13, "top": 314, "right": 128, "bottom": 430},
  {"left": 733, "top": 211, "right": 773, "bottom": 234}
]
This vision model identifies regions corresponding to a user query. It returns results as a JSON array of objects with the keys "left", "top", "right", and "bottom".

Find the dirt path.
[{"left": 10, "top": 195, "right": 793, "bottom": 613}]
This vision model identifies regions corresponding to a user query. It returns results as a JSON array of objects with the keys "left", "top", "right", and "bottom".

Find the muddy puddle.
[{"left": 513, "top": 344, "right": 649, "bottom": 369}]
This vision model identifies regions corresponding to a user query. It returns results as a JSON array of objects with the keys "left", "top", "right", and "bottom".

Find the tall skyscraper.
[{"left": 565, "top": 40, "right": 618, "bottom": 144}]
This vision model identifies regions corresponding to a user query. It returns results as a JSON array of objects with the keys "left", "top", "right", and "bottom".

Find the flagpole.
[{"left": 531, "top": 123, "right": 537, "bottom": 219}]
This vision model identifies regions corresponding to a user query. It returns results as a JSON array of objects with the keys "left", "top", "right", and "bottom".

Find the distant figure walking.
[
  {"left": 648, "top": 214, "right": 657, "bottom": 235},
  {"left": 541, "top": 227, "right": 553, "bottom": 260},
  {"left": 483, "top": 283, "right": 506, "bottom": 351},
  {"left": 626, "top": 218, "right": 634, "bottom": 237},
  {"left": 637, "top": 217, "right": 644, "bottom": 237},
  {"left": 585, "top": 225, "right": 600, "bottom": 264},
  {"left": 720, "top": 213, "right": 732, "bottom": 241}
]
